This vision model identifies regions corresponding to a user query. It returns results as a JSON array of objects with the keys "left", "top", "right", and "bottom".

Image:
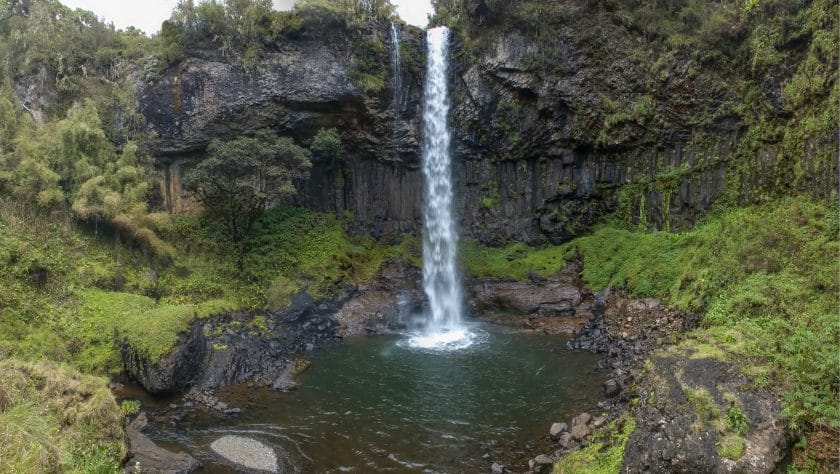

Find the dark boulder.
[{"left": 603, "top": 378, "right": 621, "bottom": 398}]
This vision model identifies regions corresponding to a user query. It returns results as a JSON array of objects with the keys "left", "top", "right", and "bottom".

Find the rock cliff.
[{"left": 140, "top": 4, "right": 837, "bottom": 244}]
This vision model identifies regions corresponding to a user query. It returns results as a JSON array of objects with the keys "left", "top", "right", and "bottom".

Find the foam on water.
[{"left": 400, "top": 326, "right": 486, "bottom": 352}]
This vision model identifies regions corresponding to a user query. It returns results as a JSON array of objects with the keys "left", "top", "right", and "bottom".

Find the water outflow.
[{"left": 410, "top": 26, "right": 473, "bottom": 350}]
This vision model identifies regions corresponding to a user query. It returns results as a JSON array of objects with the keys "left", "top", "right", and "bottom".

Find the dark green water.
[{"left": 144, "top": 324, "right": 604, "bottom": 473}]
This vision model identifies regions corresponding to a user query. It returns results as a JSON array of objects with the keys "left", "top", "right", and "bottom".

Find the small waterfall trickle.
[
  {"left": 405, "top": 26, "right": 475, "bottom": 351},
  {"left": 390, "top": 23, "right": 401, "bottom": 158}
]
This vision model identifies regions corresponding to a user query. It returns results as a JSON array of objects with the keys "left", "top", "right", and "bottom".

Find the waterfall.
[
  {"left": 408, "top": 26, "right": 474, "bottom": 350},
  {"left": 390, "top": 23, "right": 401, "bottom": 158},
  {"left": 390, "top": 23, "right": 401, "bottom": 106}
]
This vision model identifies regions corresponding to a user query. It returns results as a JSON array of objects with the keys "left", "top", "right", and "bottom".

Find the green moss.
[
  {"left": 717, "top": 433, "right": 746, "bottom": 460},
  {"left": 572, "top": 226, "right": 683, "bottom": 296},
  {"left": 460, "top": 241, "right": 572, "bottom": 280},
  {"left": 683, "top": 386, "right": 724, "bottom": 432},
  {"left": 553, "top": 417, "right": 636, "bottom": 474},
  {"left": 246, "top": 315, "right": 271, "bottom": 335},
  {"left": 481, "top": 180, "right": 500, "bottom": 209},
  {"left": 680, "top": 338, "right": 727, "bottom": 360}
]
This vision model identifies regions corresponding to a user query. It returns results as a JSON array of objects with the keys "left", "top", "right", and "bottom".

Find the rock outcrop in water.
[
  {"left": 124, "top": 413, "right": 199, "bottom": 474},
  {"left": 120, "top": 291, "right": 346, "bottom": 394}
]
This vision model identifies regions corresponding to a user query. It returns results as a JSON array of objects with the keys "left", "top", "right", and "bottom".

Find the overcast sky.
[{"left": 59, "top": 0, "right": 433, "bottom": 35}]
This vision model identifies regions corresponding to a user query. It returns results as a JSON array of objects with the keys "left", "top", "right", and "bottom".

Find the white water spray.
[{"left": 406, "top": 26, "right": 475, "bottom": 351}]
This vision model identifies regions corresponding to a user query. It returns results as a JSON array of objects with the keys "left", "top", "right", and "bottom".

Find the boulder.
[
  {"left": 491, "top": 462, "right": 504, "bottom": 474},
  {"left": 534, "top": 454, "right": 554, "bottom": 465},
  {"left": 210, "top": 435, "right": 278, "bottom": 473},
  {"left": 558, "top": 431, "right": 574, "bottom": 449},
  {"left": 570, "top": 423, "right": 591, "bottom": 441},
  {"left": 572, "top": 412, "right": 592, "bottom": 427},
  {"left": 603, "top": 378, "right": 621, "bottom": 397},
  {"left": 550, "top": 422, "right": 569, "bottom": 439},
  {"left": 124, "top": 413, "right": 199, "bottom": 474}
]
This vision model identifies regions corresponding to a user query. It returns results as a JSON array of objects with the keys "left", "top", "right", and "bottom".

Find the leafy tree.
[
  {"left": 184, "top": 132, "right": 312, "bottom": 270},
  {"left": 310, "top": 127, "right": 343, "bottom": 162},
  {"left": 0, "top": 99, "right": 171, "bottom": 258}
]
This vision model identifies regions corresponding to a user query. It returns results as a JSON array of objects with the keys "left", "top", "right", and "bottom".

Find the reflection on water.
[{"left": 141, "top": 324, "right": 605, "bottom": 473}]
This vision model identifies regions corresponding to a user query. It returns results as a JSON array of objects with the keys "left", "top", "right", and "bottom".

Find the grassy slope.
[
  {"left": 0, "top": 203, "right": 398, "bottom": 368},
  {"left": 0, "top": 359, "right": 125, "bottom": 473},
  {"left": 464, "top": 197, "right": 838, "bottom": 471}
]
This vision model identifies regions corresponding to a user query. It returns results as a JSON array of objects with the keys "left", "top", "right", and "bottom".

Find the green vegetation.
[
  {"left": 155, "top": 0, "right": 397, "bottom": 73},
  {"left": 119, "top": 399, "right": 140, "bottom": 417},
  {"left": 310, "top": 127, "right": 344, "bottom": 162},
  {"left": 0, "top": 359, "right": 125, "bottom": 473},
  {"left": 0, "top": 199, "right": 397, "bottom": 370},
  {"left": 349, "top": 34, "right": 388, "bottom": 94},
  {"left": 465, "top": 197, "right": 838, "bottom": 469},
  {"left": 435, "top": 0, "right": 837, "bottom": 206},
  {"left": 553, "top": 416, "right": 636, "bottom": 474},
  {"left": 184, "top": 131, "right": 312, "bottom": 270},
  {"left": 717, "top": 433, "right": 745, "bottom": 460},
  {"left": 496, "top": 99, "right": 522, "bottom": 145},
  {"left": 461, "top": 241, "right": 570, "bottom": 280}
]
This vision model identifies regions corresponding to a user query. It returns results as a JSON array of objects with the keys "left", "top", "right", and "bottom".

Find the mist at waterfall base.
[{"left": 404, "top": 26, "right": 477, "bottom": 352}]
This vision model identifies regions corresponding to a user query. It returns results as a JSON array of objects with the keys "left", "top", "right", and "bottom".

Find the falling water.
[
  {"left": 390, "top": 23, "right": 401, "bottom": 158},
  {"left": 407, "top": 26, "right": 474, "bottom": 350}
]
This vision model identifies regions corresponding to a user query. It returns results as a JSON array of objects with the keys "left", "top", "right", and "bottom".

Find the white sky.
[{"left": 59, "top": 0, "right": 433, "bottom": 35}]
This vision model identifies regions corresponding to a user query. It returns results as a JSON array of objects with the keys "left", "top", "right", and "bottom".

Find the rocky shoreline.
[{"left": 491, "top": 282, "right": 790, "bottom": 474}]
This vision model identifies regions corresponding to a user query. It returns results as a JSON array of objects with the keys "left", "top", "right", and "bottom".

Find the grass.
[
  {"left": 0, "top": 203, "right": 405, "bottom": 471},
  {"left": 0, "top": 359, "right": 124, "bottom": 473},
  {"left": 717, "top": 433, "right": 746, "bottom": 460}
]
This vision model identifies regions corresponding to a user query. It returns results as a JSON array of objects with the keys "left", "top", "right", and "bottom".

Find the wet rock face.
[
  {"left": 333, "top": 260, "right": 422, "bottom": 336},
  {"left": 469, "top": 263, "right": 595, "bottom": 333},
  {"left": 144, "top": 22, "right": 430, "bottom": 241},
  {"left": 141, "top": 21, "right": 837, "bottom": 244}
]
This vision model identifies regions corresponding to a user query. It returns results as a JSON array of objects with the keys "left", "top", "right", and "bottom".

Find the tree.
[
  {"left": 310, "top": 127, "right": 342, "bottom": 162},
  {"left": 184, "top": 132, "right": 312, "bottom": 270}
]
